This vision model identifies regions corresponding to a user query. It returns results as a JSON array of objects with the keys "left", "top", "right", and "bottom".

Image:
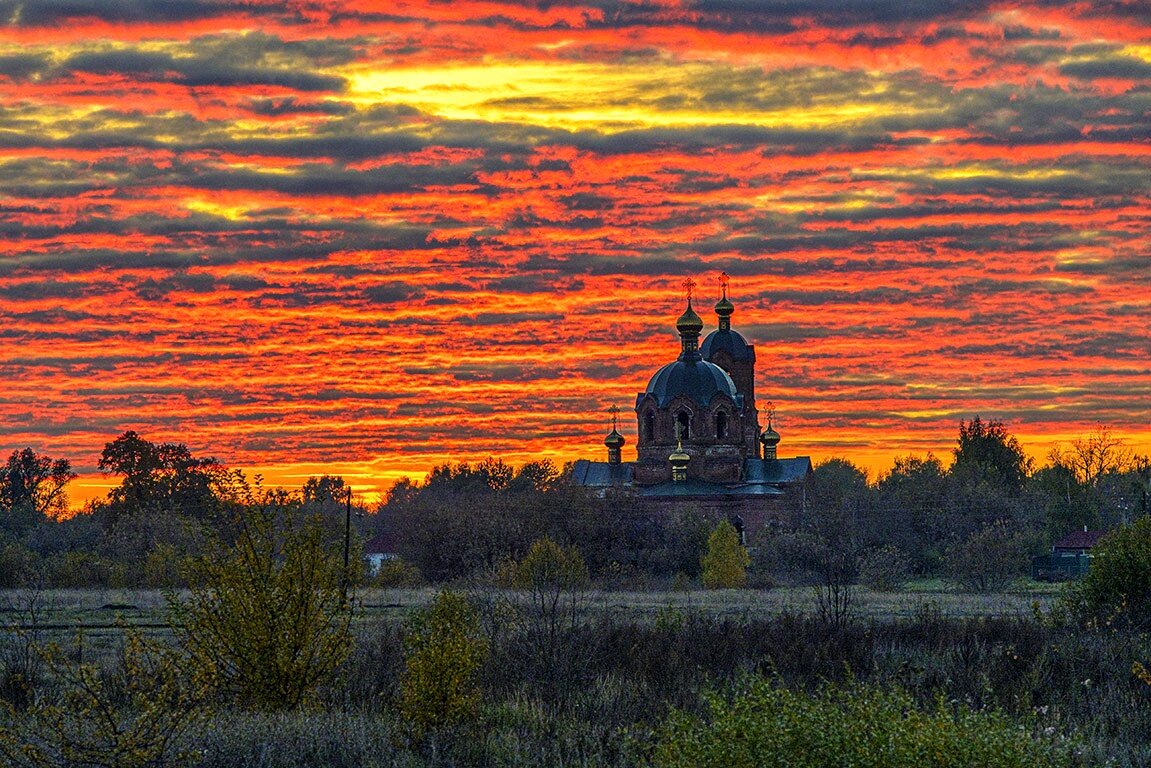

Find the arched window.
[
  {"left": 675, "top": 410, "right": 690, "bottom": 441},
  {"left": 644, "top": 412, "right": 655, "bottom": 442},
  {"left": 715, "top": 411, "right": 728, "bottom": 439}
]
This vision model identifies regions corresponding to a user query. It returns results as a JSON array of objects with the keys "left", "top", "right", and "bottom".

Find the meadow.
[{"left": 1, "top": 581, "right": 1145, "bottom": 767}]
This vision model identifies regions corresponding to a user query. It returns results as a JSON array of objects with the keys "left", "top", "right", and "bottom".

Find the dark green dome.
[
  {"left": 701, "top": 327, "right": 755, "bottom": 362},
  {"left": 645, "top": 358, "right": 739, "bottom": 408},
  {"left": 604, "top": 428, "right": 625, "bottom": 448}
]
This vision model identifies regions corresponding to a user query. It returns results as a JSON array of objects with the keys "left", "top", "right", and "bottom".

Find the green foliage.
[
  {"left": 652, "top": 676, "right": 1078, "bottom": 768},
  {"left": 807, "top": 458, "right": 870, "bottom": 549},
  {"left": 387, "top": 458, "right": 584, "bottom": 581},
  {"left": 0, "top": 542, "right": 38, "bottom": 589},
  {"left": 511, "top": 536, "right": 589, "bottom": 592},
  {"left": 0, "top": 632, "right": 207, "bottom": 768},
  {"left": 168, "top": 499, "right": 353, "bottom": 710},
  {"left": 399, "top": 590, "right": 489, "bottom": 743},
  {"left": 372, "top": 556, "right": 424, "bottom": 587},
  {"left": 948, "top": 521, "right": 1036, "bottom": 593},
  {"left": 1067, "top": 516, "right": 1151, "bottom": 631},
  {"left": 952, "top": 416, "right": 1032, "bottom": 492},
  {"left": 700, "top": 520, "right": 749, "bottom": 589}
]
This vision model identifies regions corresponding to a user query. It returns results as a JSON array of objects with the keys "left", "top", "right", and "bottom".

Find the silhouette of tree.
[
  {"left": 97, "top": 431, "right": 222, "bottom": 524},
  {"left": 0, "top": 449, "right": 77, "bottom": 533},
  {"left": 951, "top": 416, "right": 1031, "bottom": 492}
]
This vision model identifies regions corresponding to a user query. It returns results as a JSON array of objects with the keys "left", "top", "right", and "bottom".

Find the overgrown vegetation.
[
  {"left": 0, "top": 421, "right": 1147, "bottom": 764},
  {"left": 700, "top": 520, "right": 748, "bottom": 588},
  {"left": 168, "top": 493, "right": 353, "bottom": 711},
  {"left": 653, "top": 676, "right": 1079, "bottom": 768}
]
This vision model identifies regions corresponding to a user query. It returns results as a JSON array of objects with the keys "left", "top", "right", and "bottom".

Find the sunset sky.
[{"left": 1, "top": 0, "right": 1149, "bottom": 507}]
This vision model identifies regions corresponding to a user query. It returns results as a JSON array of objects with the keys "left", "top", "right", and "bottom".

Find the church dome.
[
  {"left": 645, "top": 358, "right": 739, "bottom": 408},
  {"left": 676, "top": 302, "right": 704, "bottom": 336},
  {"left": 701, "top": 327, "right": 756, "bottom": 362},
  {"left": 604, "top": 427, "right": 625, "bottom": 449}
]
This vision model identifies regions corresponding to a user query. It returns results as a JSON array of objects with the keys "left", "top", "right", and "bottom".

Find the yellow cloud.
[{"left": 343, "top": 60, "right": 924, "bottom": 132}]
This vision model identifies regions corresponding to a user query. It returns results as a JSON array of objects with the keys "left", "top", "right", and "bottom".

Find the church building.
[{"left": 572, "top": 276, "right": 812, "bottom": 538}]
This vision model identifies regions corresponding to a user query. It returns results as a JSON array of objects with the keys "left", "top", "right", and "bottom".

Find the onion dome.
[
  {"left": 760, "top": 420, "right": 781, "bottom": 460},
  {"left": 714, "top": 295, "right": 734, "bottom": 322},
  {"left": 701, "top": 291, "right": 755, "bottom": 362},
  {"left": 676, "top": 301, "right": 704, "bottom": 337},
  {"left": 604, "top": 427, "right": 625, "bottom": 449}
]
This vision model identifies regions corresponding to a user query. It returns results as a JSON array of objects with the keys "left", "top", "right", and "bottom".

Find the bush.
[
  {"left": 1067, "top": 516, "right": 1151, "bottom": 631},
  {"left": 700, "top": 521, "right": 749, "bottom": 589},
  {"left": 168, "top": 504, "right": 353, "bottom": 710},
  {"left": 948, "top": 520, "right": 1033, "bottom": 593},
  {"left": 0, "top": 633, "right": 206, "bottom": 768},
  {"left": 857, "top": 545, "right": 911, "bottom": 591},
  {"left": 653, "top": 675, "right": 1080, "bottom": 768},
  {"left": 372, "top": 557, "right": 423, "bottom": 588},
  {"left": 399, "top": 590, "right": 489, "bottom": 743}
]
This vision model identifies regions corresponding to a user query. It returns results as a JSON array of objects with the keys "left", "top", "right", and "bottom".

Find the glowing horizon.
[{"left": 1, "top": 1, "right": 1148, "bottom": 510}]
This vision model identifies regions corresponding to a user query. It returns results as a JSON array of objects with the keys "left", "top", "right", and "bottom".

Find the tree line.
[{"left": 0, "top": 419, "right": 1147, "bottom": 589}]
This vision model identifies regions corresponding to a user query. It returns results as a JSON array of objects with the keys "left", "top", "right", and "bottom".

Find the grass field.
[
  {"left": 3, "top": 580, "right": 1145, "bottom": 767},
  {"left": 0, "top": 581, "right": 1062, "bottom": 636}
]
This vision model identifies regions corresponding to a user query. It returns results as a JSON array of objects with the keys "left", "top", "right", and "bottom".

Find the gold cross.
[{"left": 682, "top": 277, "right": 696, "bottom": 302}]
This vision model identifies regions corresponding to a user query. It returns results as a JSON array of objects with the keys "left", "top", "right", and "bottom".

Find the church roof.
[
  {"left": 571, "top": 457, "right": 811, "bottom": 495},
  {"left": 642, "top": 358, "right": 740, "bottom": 408},
  {"left": 570, "top": 459, "right": 634, "bottom": 486}
]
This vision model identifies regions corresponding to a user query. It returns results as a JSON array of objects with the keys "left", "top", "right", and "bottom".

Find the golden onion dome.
[
  {"left": 714, "top": 295, "right": 734, "bottom": 318},
  {"left": 676, "top": 301, "right": 704, "bottom": 336},
  {"left": 604, "top": 428, "right": 625, "bottom": 448}
]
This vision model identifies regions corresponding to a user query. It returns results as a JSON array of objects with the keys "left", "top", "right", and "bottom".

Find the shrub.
[
  {"left": 399, "top": 590, "right": 489, "bottom": 743},
  {"left": 858, "top": 544, "right": 911, "bottom": 591},
  {"left": 653, "top": 675, "right": 1080, "bottom": 768},
  {"left": 948, "top": 520, "right": 1033, "bottom": 593},
  {"left": 168, "top": 503, "right": 353, "bottom": 710},
  {"left": 0, "top": 633, "right": 206, "bottom": 768},
  {"left": 700, "top": 520, "right": 749, "bottom": 589},
  {"left": 373, "top": 556, "right": 423, "bottom": 588},
  {"left": 1066, "top": 516, "right": 1151, "bottom": 631}
]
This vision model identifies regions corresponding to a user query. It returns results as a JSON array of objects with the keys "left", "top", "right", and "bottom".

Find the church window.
[
  {"left": 644, "top": 412, "right": 655, "bottom": 442},
  {"left": 676, "top": 410, "right": 690, "bottom": 440},
  {"left": 715, "top": 411, "right": 728, "bottom": 439}
]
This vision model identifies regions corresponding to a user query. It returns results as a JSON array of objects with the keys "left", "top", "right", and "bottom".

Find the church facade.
[{"left": 572, "top": 278, "right": 812, "bottom": 538}]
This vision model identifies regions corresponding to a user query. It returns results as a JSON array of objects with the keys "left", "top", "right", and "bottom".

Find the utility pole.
[{"left": 341, "top": 485, "right": 352, "bottom": 608}]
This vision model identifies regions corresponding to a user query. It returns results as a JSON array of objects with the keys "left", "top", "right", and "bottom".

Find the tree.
[
  {"left": 951, "top": 417, "right": 1031, "bottom": 492},
  {"left": 167, "top": 494, "right": 353, "bottom": 710},
  {"left": 1059, "top": 425, "right": 1135, "bottom": 488},
  {"left": 503, "top": 536, "right": 590, "bottom": 701},
  {"left": 1067, "top": 516, "right": 1151, "bottom": 631},
  {"left": 0, "top": 633, "right": 206, "bottom": 768},
  {"left": 947, "top": 520, "right": 1035, "bottom": 592},
  {"left": 806, "top": 458, "right": 870, "bottom": 551},
  {"left": 701, "top": 520, "right": 750, "bottom": 589},
  {"left": 0, "top": 449, "right": 77, "bottom": 533},
  {"left": 874, "top": 454, "right": 951, "bottom": 571},
  {"left": 98, "top": 431, "right": 221, "bottom": 524}
]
